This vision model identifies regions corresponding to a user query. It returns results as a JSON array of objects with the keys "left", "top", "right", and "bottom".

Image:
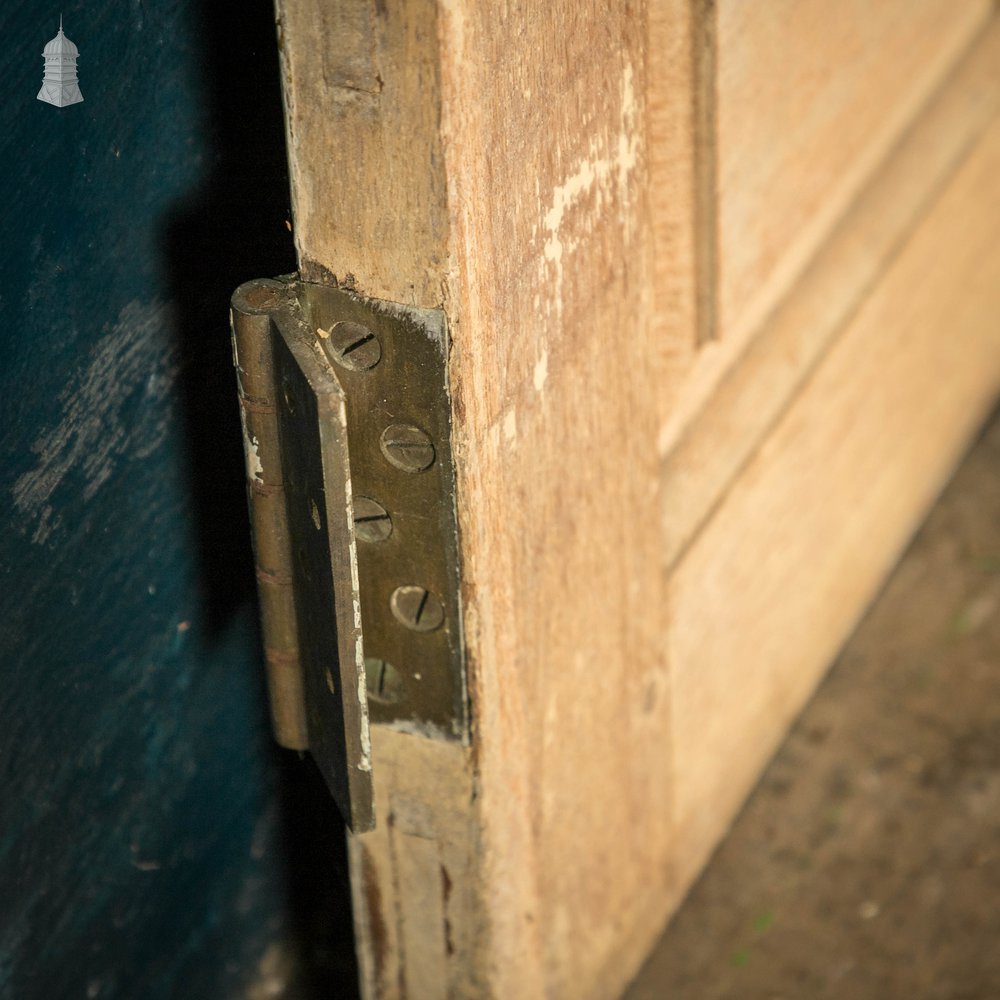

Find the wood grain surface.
[
  {"left": 670, "top": 110, "right": 1000, "bottom": 901},
  {"left": 654, "top": 0, "right": 992, "bottom": 456},
  {"left": 437, "top": 2, "right": 669, "bottom": 996},
  {"left": 715, "top": 0, "right": 990, "bottom": 346},
  {"left": 662, "top": 22, "right": 1000, "bottom": 569},
  {"left": 277, "top": 0, "right": 448, "bottom": 305}
]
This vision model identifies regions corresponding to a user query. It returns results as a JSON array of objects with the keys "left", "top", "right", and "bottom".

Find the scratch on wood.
[
  {"left": 360, "top": 846, "right": 390, "bottom": 988},
  {"left": 440, "top": 863, "right": 454, "bottom": 957}
]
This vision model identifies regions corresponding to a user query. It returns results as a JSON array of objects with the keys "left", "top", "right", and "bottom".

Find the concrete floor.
[{"left": 625, "top": 409, "right": 1000, "bottom": 1000}]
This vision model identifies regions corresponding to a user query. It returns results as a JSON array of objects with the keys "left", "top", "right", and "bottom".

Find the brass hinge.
[{"left": 230, "top": 276, "right": 466, "bottom": 832}]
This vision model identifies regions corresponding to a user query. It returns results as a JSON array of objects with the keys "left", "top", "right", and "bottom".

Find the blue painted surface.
[{"left": 1, "top": 2, "right": 356, "bottom": 996}]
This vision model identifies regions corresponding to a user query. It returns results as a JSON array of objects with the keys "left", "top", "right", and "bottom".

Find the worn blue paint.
[{"left": 0, "top": 2, "right": 356, "bottom": 996}]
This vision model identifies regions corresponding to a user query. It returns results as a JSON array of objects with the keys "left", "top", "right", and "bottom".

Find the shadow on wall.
[
  {"left": 159, "top": 0, "right": 293, "bottom": 635},
  {"left": 159, "top": 1, "right": 360, "bottom": 996}
]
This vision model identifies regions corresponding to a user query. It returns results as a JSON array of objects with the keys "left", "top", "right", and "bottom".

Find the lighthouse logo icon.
[{"left": 37, "top": 17, "right": 83, "bottom": 107}]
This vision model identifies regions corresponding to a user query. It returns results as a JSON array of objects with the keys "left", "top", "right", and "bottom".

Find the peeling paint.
[
  {"left": 241, "top": 409, "right": 265, "bottom": 485},
  {"left": 358, "top": 663, "right": 372, "bottom": 772},
  {"left": 12, "top": 300, "right": 179, "bottom": 544}
]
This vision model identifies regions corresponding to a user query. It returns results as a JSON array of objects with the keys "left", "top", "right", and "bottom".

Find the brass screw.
[
  {"left": 365, "top": 657, "right": 406, "bottom": 704},
  {"left": 323, "top": 320, "right": 381, "bottom": 371},
  {"left": 390, "top": 585, "right": 445, "bottom": 632},
  {"left": 353, "top": 496, "right": 392, "bottom": 543},
  {"left": 380, "top": 423, "right": 435, "bottom": 473}
]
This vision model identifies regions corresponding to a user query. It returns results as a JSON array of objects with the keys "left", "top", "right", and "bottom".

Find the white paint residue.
[
  {"left": 248, "top": 439, "right": 262, "bottom": 480},
  {"left": 309, "top": 499, "right": 321, "bottom": 530},
  {"left": 240, "top": 408, "right": 265, "bottom": 484},
  {"left": 542, "top": 155, "right": 600, "bottom": 294},
  {"left": 537, "top": 63, "right": 640, "bottom": 321},
  {"left": 12, "top": 300, "right": 178, "bottom": 544},
  {"left": 342, "top": 406, "right": 364, "bottom": 596},
  {"left": 533, "top": 351, "right": 548, "bottom": 393},
  {"left": 616, "top": 64, "right": 640, "bottom": 230},
  {"left": 357, "top": 638, "right": 371, "bottom": 770},
  {"left": 358, "top": 720, "right": 372, "bottom": 771},
  {"left": 503, "top": 409, "right": 518, "bottom": 442}
]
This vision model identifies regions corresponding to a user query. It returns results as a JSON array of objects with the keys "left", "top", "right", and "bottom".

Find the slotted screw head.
[
  {"left": 380, "top": 423, "right": 435, "bottom": 473},
  {"left": 390, "top": 585, "right": 445, "bottom": 633},
  {"left": 365, "top": 657, "right": 406, "bottom": 704},
  {"left": 353, "top": 495, "right": 392, "bottom": 543},
  {"left": 323, "top": 320, "right": 381, "bottom": 371}
]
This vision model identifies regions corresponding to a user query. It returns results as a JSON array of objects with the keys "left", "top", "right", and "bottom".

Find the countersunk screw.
[
  {"left": 380, "top": 423, "right": 435, "bottom": 473},
  {"left": 353, "top": 495, "right": 392, "bottom": 543},
  {"left": 323, "top": 320, "right": 381, "bottom": 371},
  {"left": 365, "top": 657, "right": 406, "bottom": 704},
  {"left": 390, "top": 585, "right": 445, "bottom": 633}
]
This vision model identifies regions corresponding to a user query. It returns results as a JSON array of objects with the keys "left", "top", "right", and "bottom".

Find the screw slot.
[
  {"left": 353, "top": 496, "right": 392, "bottom": 543},
  {"left": 390, "top": 585, "right": 445, "bottom": 633},
  {"left": 380, "top": 423, "right": 435, "bottom": 473},
  {"left": 323, "top": 321, "right": 382, "bottom": 372},
  {"left": 365, "top": 657, "right": 406, "bottom": 704}
]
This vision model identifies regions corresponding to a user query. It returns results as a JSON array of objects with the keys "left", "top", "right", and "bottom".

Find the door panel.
[
  {"left": 671, "top": 112, "right": 1000, "bottom": 890},
  {"left": 717, "top": 0, "right": 990, "bottom": 346},
  {"left": 652, "top": 0, "right": 991, "bottom": 457},
  {"left": 661, "top": 23, "right": 1000, "bottom": 568}
]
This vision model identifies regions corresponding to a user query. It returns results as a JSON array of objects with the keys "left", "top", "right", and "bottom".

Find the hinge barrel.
[{"left": 231, "top": 280, "right": 309, "bottom": 751}]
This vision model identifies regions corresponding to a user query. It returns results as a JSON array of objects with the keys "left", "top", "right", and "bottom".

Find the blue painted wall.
[{"left": 0, "top": 2, "right": 356, "bottom": 996}]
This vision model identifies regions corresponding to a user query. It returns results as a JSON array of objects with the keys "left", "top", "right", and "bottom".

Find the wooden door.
[{"left": 273, "top": 2, "right": 1000, "bottom": 996}]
